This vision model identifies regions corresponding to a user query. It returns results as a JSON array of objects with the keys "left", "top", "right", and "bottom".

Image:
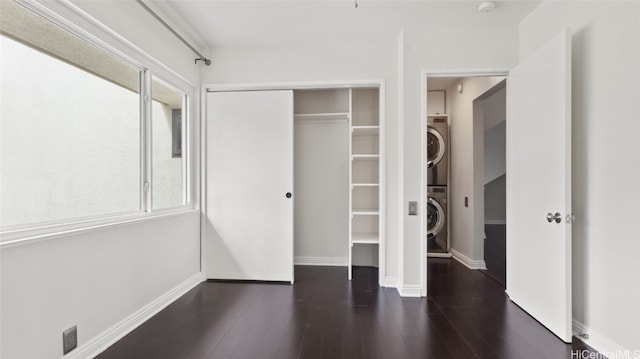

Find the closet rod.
[{"left": 136, "top": 0, "right": 211, "bottom": 65}]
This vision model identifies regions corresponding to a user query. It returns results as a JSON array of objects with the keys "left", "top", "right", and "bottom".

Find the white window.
[
  {"left": 0, "top": 1, "right": 191, "bottom": 234},
  {"left": 151, "top": 77, "right": 187, "bottom": 210}
]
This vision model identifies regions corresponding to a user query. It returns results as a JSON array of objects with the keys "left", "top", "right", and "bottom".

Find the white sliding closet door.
[{"left": 206, "top": 90, "right": 294, "bottom": 282}]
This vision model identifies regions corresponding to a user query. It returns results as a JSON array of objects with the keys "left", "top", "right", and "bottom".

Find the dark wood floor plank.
[{"left": 97, "top": 262, "right": 600, "bottom": 359}]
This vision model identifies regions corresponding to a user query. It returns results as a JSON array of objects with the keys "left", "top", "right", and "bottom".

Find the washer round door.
[
  {"left": 427, "top": 198, "right": 445, "bottom": 239},
  {"left": 427, "top": 128, "right": 445, "bottom": 168}
]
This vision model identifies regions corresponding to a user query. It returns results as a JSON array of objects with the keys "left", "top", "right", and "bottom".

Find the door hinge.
[
  {"left": 566, "top": 214, "right": 576, "bottom": 223},
  {"left": 144, "top": 181, "right": 150, "bottom": 192}
]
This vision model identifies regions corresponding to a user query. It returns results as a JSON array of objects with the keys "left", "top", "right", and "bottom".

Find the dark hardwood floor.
[{"left": 97, "top": 261, "right": 597, "bottom": 359}]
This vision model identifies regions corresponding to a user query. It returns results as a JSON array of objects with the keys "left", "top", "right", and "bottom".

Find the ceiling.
[{"left": 157, "top": 0, "right": 542, "bottom": 48}]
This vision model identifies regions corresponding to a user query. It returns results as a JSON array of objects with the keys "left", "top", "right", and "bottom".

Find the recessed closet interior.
[{"left": 293, "top": 87, "right": 382, "bottom": 277}]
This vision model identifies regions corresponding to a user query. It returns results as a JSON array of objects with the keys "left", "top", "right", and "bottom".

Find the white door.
[
  {"left": 206, "top": 90, "right": 294, "bottom": 282},
  {"left": 506, "top": 29, "right": 572, "bottom": 342}
]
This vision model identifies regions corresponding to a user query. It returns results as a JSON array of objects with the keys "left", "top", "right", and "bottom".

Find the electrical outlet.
[{"left": 63, "top": 326, "right": 77, "bottom": 355}]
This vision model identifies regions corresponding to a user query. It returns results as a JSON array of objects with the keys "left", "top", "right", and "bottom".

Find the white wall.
[
  {"left": 201, "top": 41, "right": 402, "bottom": 283},
  {"left": 484, "top": 119, "right": 506, "bottom": 185},
  {"left": 0, "top": 0, "right": 201, "bottom": 357},
  {"left": 445, "top": 77, "right": 504, "bottom": 263},
  {"left": 483, "top": 86, "right": 507, "bottom": 184},
  {"left": 482, "top": 87, "right": 506, "bottom": 224},
  {"left": 519, "top": 1, "right": 640, "bottom": 352},
  {"left": 484, "top": 174, "right": 506, "bottom": 223},
  {"left": 483, "top": 86, "right": 507, "bottom": 131},
  {"left": 294, "top": 120, "right": 349, "bottom": 264},
  {"left": 1, "top": 212, "right": 200, "bottom": 358},
  {"left": 484, "top": 121, "right": 506, "bottom": 223}
]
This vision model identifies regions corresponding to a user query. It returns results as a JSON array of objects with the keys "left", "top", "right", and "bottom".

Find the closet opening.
[
  {"left": 204, "top": 82, "right": 384, "bottom": 284},
  {"left": 293, "top": 87, "right": 383, "bottom": 281}
]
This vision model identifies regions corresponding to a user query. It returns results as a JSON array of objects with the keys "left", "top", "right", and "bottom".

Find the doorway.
[
  {"left": 423, "top": 73, "right": 508, "bottom": 295},
  {"left": 421, "top": 30, "right": 573, "bottom": 343}
]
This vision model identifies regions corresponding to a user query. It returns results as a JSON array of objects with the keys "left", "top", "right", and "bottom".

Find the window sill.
[{"left": 0, "top": 207, "right": 199, "bottom": 249}]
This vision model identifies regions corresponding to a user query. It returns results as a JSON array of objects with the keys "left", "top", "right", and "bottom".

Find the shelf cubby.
[{"left": 348, "top": 87, "right": 382, "bottom": 280}]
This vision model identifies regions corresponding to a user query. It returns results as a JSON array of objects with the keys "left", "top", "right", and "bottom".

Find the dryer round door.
[
  {"left": 427, "top": 198, "right": 445, "bottom": 239},
  {"left": 427, "top": 128, "right": 445, "bottom": 168}
]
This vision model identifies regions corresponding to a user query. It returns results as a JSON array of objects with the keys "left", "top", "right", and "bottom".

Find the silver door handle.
[{"left": 547, "top": 212, "right": 562, "bottom": 223}]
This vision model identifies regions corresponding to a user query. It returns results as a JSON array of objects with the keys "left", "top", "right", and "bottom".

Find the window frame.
[
  {"left": 147, "top": 74, "right": 191, "bottom": 212},
  {"left": 0, "top": 0, "right": 194, "bottom": 245}
]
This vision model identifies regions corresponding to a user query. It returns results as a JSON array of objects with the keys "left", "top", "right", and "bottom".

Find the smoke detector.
[{"left": 478, "top": 1, "right": 496, "bottom": 13}]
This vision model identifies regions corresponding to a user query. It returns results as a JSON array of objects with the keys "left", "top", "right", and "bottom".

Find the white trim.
[
  {"left": 200, "top": 82, "right": 208, "bottom": 276},
  {"left": 427, "top": 252, "right": 452, "bottom": 258},
  {"left": 204, "top": 79, "right": 383, "bottom": 92},
  {"left": 426, "top": 69, "right": 511, "bottom": 78},
  {"left": 450, "top": 248, "right": 487, "bottom": 270},
  {"left": 398, "top": 284, "right": 422, "bottom": 298},
  {"left": 397, "top": 30, "right": 406, "bottom": 296},
  {"left": 0, "top": 209, "right": 198, "bottom": 249},
  {"left": 378, "top": 81, "right": 387, "bottom": 288},
  {"left": 143, "top": 69, "right": 153, "bottom": 212},
  {"left": 382, "top": 276, "right": 399, "bottom": 288},
  {"left": 348, "top": 89, "right": 353, "bottom": 280},
  {"left": 294, "top": 256, "right": 348, "bottom": 266},
  {"left": 572, "top": 320, "right": 631, "bottom": 356},
  {"left": 65, "top": 272, "right": 205, "bottom": 359}
]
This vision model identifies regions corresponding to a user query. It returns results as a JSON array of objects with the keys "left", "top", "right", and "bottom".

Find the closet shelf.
[
  {"left": 427, "top": 113, "right": 448, "bottom": 117},
  {"left": 352, "top": 233, "right": 379, "bottom": 244},
  {"left": 352, "top": 183, "right": 379, "bottom": 188},
  {"left": 294, "top": 112, "right": 349, "bottom": 121},
  {"left": 352, "top": 209, "right": 380, "bottom": 216},
  {"left": 351, "top": 126, "right": 379, "bottom": 136},
  {"left": 351, "top": 154, "right": 379, "bottom": 161}
]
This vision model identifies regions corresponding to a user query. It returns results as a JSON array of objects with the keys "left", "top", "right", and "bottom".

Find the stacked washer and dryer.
[{"left": 427, "top": 116, "right": 449, "bottom": 255}]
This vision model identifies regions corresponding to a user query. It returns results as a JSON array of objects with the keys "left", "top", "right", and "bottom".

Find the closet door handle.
[{"left": 286, "top": 192, "right": 292, "bottom": 199}]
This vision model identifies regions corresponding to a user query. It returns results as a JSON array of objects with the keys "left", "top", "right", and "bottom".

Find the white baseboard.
[
  {"left": 382, "top": 276, "right": 398, "bottom": 288},
  {"left": 66, "top": 272, "right": 205, "bottom": 359},
  {"left": 397, "top": 284, "right": 422, "bottom": 297},
  {"left": 450, "top": 248, "right": 487, "bottom": 270},
  {"left": 427, "top": 252, "right": 452, "bottom": 258},
  {"left": 572, "top": 320, "right": 632, "bottom": 357},
  {"left": 294, "top": 256, "right": 348, "bottom": 266}
]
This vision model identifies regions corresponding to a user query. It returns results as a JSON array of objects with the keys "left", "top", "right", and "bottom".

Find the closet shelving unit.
[
  {"left": 292, "top": 87, "right": 382, "bottom": 281},
  {"left": 348, "top": 88, "right": 382, "bottom": 280}
]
